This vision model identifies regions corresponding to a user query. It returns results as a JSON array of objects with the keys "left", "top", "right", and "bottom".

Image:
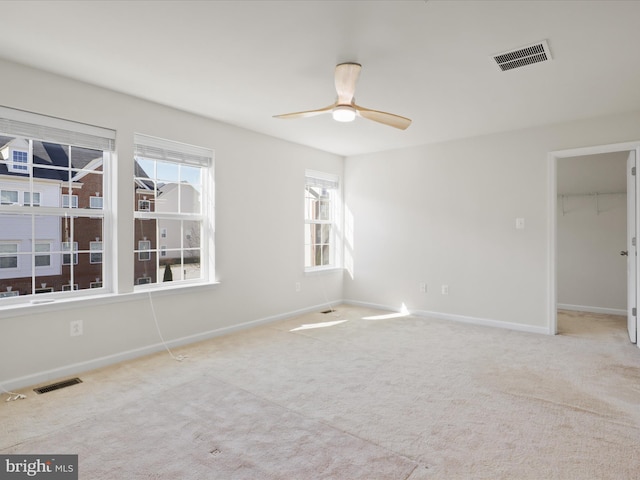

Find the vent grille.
[
  {"left": 34, "top": 377, "right": 82, "bottom": 394},
  {"left": 493, "top": 40, "right": 552, "bottom": 71}
]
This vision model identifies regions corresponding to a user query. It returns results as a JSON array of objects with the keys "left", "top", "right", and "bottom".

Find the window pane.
[
  {"left": 135, "top": 158, "right": 154, "bottom": 180},
  {"left": 156, "top": 161, "right": 179, "bottom": 183},
  {"left": 155, "top": 182, "right": 179, "bottom": 213},
  {"left": 180, "top": 166, "right": 202, "bottom": 214},
  {"left": 134, "top": 219, "right": 156, "bottom": 250},
  {"left": 35, "top": 243, "right": 51, "bottom": 267},
  {"left": 70, "top": 170, "right": 103, "bottom": 208},
  {"left": 1, "top": 190, "right": 18, "bottom": 205}
]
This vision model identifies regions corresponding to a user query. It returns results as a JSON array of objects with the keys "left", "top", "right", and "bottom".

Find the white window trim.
[
  {"left": 304, "top": 170, "right": 342, "bottom": 272},
  {"left": 133, "top": 133, "right": 213, "bottom": 290},
  {"left": 9, "top": 149, "right": 29, "bottom": 174},
  {"left": 1, "top": 190, "right": 19, "bottom": 205},
  {"left": 62, "top": 194, "right": 79, "bottom": 208},
  {"left": 89, "top": 196, "right": 103, "bottom": 209},
  {"left": 0, "top": 242, "right": 19, "bottom": 269}
]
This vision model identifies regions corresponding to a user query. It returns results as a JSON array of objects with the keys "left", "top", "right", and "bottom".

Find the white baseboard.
[
  {"left": 557, "top": 303, "right": 626, "bottom": 316},
  {"left": 343, "top": 299, "right": 550, "bottom": 335},
  {"left": 1, "top": 301, "right": 339, "bottom": 392}
]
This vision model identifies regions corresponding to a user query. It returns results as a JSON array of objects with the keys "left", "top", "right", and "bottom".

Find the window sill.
[
  {"left": 0, "top": 281, "right": 220, "bottom": 319},
  {"left": 304, "top": 266, "right": 344, "bottom": 275}
]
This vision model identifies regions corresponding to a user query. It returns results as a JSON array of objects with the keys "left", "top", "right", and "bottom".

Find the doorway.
[{"left": 548, "top": 141, "right": 640, "bottom": 346}]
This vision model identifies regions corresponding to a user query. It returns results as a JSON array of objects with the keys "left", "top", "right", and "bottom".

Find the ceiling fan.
[{"left": 273, "top": 62, "right": 412, "bottom": 130}]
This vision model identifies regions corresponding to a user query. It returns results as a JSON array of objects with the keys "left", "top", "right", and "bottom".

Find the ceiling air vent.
[{"left": 492, "top": 40, "right": 552, "bottom": 71}]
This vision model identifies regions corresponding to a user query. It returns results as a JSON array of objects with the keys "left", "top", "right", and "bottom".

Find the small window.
[
  {"left": 0, "top": 243, "right": 18, "bottom": 269},
  {"left": 62, "top": 284, "right": 79, "bottom": 291},
  {"left": 24, "top": 192, "right": 41, "bottom": 207},
  {"left": 90, "top": 241, "right": 103, "bottom": 264},
  {"left": 62, "top": 241, "right": 78, "bottom": 265},
  {"left": 138, "top": 199, "right": 151, "bottom": 212},
  {"left": 62, "top": 194, "right": 78, "bottom": 208},
  {"left": 10, "top": 150, "right": 28, "bottom": 173},
  {"left": 90, "top": 281, "right": 103, "bottom": 289},
  {"left": 160, "top": 245, "right": 167, "bottom": 257},
  {"left": 90, "top": 196, "right": 103, "bottom": 209},
  {"left": 137, "top": 276, "right": 151, "bottom": 285},
  {"left": 304, "top": 171, "right": 340, "bottom": 270},
  {"left": 35, "top": 243, "right": 51, "bottom": 267},
  {"left": 138, "top": 240, "right": 151, "bottom": 261},
  {"left": 160, "top": 228, "right": 167, "bottom": 238},
  {"left": 35, "top": 287, "right": 54, "bottom": 294},
  {"left": 1, "top": 190, "right": 18, "bottom": 205}
]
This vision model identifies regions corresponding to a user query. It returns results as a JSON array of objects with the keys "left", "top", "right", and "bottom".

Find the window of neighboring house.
[
  {"left": 62, "top": 194, "right": 78, "bottom": 208},
  {"left": 0, "top": 105, "right": 114, "bottom": 304},
  {"left": 136, "top": 276, "right": 151, "bottom": 285},
  {"left": 34, "top": 243, "right": 51, "bottom": 267},
  {"left": 10, "top": 149, "right": 28, "bottom": 173},
  {"left": 1, "top": 190, "right": 18, "bottom": 205},
  {"left": 90, "top": 241, "right": 102, "bottom": 264},
  {"left": 24, "top": 192, "right": 41, "bottom": 207},
  {"left": 304, "top": 171, "right": 341, "bottom": 270},
  {"left": 62, "top": 242, "right": 78, "bottom": 265},
  {"left": 90, "top": 196, "right": 103, "bottom": 209},
  {"left": 90, "top": 281, "right": 102, "bottom": 289},
  {"left": 133, "top": 133, "right": 213, "bottom": 287},
  {"left": 0, "top": 243, "right": 18, "bottom": 269},
  {"left": 138, "top": 240, "right": 151, "bottom": 261}
]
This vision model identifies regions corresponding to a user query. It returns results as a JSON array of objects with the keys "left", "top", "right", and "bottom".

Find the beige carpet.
[{"left": 2, "top": 306, "right": 640, "bottom": 479}]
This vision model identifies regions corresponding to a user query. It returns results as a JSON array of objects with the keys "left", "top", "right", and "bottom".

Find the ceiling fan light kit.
[
  {"left": 332, "top": 105, "right": 357, "bottom": 122},
  {"left": 274, "top": 62, "right": 411, "bottom": 130}
]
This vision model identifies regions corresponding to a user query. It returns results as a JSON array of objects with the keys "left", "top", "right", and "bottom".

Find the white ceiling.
[{"left": 1, "top": 0, "right": 640, "bottom": 157}]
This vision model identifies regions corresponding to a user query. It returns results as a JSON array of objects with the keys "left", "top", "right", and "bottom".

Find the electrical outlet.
[
  {"left": 419, "top": 282, "right": 427, "bottom": 293},
  {"left": 295, "top": 282, "right": 301, "bottom": 292},
  {"left": 441, "top": 285, "right": 449, "bottom": 295},
  {"left": 70, "top": 320, "right": 83, "bottom": 337}
]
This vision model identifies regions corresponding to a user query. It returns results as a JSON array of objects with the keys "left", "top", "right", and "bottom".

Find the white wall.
[
  {"left": 0, "top": 59, "right": 344, "bottom": 389},
  {"left": 343, "top": 111, "right": 640, "bottom": 331},
  {"left": 557, "top": 153, "right": 627, "bottom": 314}
]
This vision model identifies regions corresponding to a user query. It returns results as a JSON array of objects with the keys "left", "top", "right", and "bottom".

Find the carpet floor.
[{"left": 2, "top": 306, "right": 639, "bottom": 479}]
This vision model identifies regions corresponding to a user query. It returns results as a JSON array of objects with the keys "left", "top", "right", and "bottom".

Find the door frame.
[{"left": 548, "top": 141, "right": 640, "bottom": 338}]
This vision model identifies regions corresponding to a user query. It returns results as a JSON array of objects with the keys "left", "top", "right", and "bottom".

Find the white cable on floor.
[
  {"left": 1, "top": 384, "right": 26, "bottom": 402},
  {"left": 148, "top": 291, "right": 187, "bottom": 362}
]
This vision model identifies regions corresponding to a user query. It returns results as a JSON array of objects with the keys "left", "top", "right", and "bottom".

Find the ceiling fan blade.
[
  {"left": 335, "top": 62, "right": 362, "bottom": 104},
  {"left": 273, "top": 103, "right": 336, "bottom": 119},
  {"left": 354, "top": 104, "right": 412, "bottom": 130}
]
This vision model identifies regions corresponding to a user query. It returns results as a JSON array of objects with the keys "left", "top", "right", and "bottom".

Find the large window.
[
  {"left": 304, "top": 171, "right": 340, "bottom": 270},
  {"left": 133, "top": 133, "right": 212, "bottom": 287},
  {"left": 0, "top": 106, "right": 114, "bottom": 301}
]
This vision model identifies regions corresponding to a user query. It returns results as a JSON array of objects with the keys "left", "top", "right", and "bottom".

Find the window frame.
[
  {"left": 62, "top": 194, "right": 79, "bottom": 209},
  {"left": 133, "top": 133, "right": 213, "bottom": 290},
  {"left": 89, "top": 196, "right": 103, "bottom": 209},
  {"left": 0, "top": 243, "right": 19, "bottom": 270},
  {"left": 1, "top": 190, "right": 19, "bottom": 205},
  {"left": 10, "top": 149, "right": 29, "bottom": 174},
  {"left": 304, "top": 170, "right": 342, "bottom": 272}
]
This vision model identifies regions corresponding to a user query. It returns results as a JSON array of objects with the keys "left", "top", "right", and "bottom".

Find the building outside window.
[
  {"left": 0, "top": 106, "right": 114, "bottom": 300},
  {"left": 304, "top": 170, "right": 340, "bottom": 270}
]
